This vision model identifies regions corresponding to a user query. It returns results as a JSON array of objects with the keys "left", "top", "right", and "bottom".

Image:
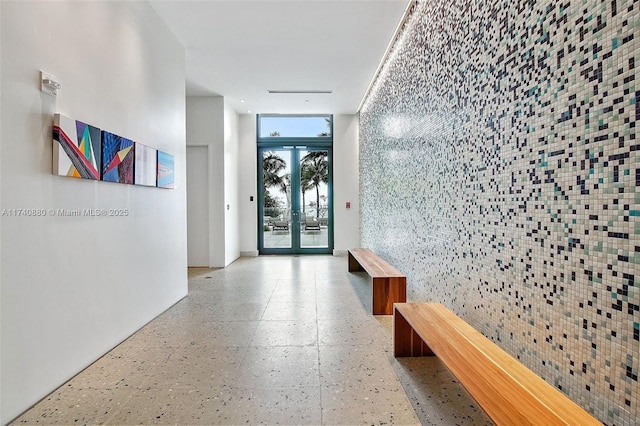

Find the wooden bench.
[
  {"left": 394, "top": 303, "right": 601, "bottom": 425},
  {"left": 348, "top": 248, "right": 406, "bottom": 315}
]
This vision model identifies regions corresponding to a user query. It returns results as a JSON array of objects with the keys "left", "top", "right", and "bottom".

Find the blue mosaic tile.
[{"left": 360, "top": 0, "right": 640, "bottom": 424}]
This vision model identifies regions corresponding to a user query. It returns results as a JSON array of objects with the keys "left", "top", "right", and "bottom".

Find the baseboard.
[
  {"left": 240, "top": 250, "right": 259, "bottom": 257},
  {"left": 333, "top": 249, "right": 347, "bottom": 256}
]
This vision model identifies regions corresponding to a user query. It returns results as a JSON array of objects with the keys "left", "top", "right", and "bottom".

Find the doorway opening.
[{"left": 257, "top": 115, "right": 333, "bottom": 254}]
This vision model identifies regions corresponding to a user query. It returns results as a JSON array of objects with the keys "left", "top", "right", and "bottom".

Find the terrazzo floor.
[{"left": 13, "top": 255, "right": 492, "bottom": 425}]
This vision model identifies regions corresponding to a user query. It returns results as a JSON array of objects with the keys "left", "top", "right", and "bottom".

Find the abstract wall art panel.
[
  {"left": 156, "top": 150, "right": 175, "bottom": 189},
  {"left": 101, "top": 131, "right": 134, "bottom": 184},
  {"left": 52, "top": 113, "right": 171, "bottom": 190},
  {"left": 52, "top": 114, "right": 101, "bottom": 180},
  {"left": 134, "top": 143, "right": 157, "bottom": 187}
]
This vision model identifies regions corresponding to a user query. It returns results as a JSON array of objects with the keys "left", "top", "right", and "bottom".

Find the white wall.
[
  {"left": 0, "top": 2, "right": 4, "bottom": 415},
  {"left": 238, "top": 114, "right": 258, "bottom": 255},
  {"left": 186, "top": 146, "right": 210, "bottom": 266},
  {"left": 186, "top": 97, "right": 223, "bottom": 266},
  {"left": 0, "top": 2, "right": 187, "bottom": 423},
  {"left": 332, "top": 114, "right": 360, "bottom": 252},
  {"left": 186, "top": 96, "right": 241, "bottom": 267},
  {"left": 223, "top": 99, "right": 241, "bottom": 264}
]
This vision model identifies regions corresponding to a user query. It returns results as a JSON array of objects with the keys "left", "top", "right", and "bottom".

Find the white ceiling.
[{"left": 148, "top": 0, "right": 411, "bottom": 115}]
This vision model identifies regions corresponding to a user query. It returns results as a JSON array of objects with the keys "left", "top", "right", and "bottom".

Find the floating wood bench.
[
  {"left": 348, "top": 248, "right": 406, "bottom": 315},
  {"left": 394, "top": 303, "right": 601, "bottom": 426}
]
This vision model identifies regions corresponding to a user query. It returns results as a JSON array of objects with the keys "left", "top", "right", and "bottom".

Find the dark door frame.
[{"left": 257, "top": 141, "right": 333, "bottom": 255}]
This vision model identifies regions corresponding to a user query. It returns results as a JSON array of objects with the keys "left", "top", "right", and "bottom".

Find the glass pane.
[
  {"left": 263, "top": 149, "right": 292, "bottom": 249},
  {"left": 299, "top": 149, "right": 329, "bottom": 248},
  {"left": 259, "top": 115, "right": 331, "bottom": 138}
]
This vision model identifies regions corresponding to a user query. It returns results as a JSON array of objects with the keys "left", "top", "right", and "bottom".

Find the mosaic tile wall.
[{"left": 359, "top": 0, "right": 639, "bottom": 423}]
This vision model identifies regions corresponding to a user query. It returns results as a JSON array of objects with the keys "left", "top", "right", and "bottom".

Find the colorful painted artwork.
[
  {"left": 52, "top": 113, "right": 173, "bottom": 189},
  {"left": 52, "top": 114, "right": 101, "bottom": 179},
  {"left": 134, "top": 143, "right": 157, "bottom": 187},
  {"left": 101, "top": 131, "right": 134, "bottom": 184},
  {"left": 157, "top": 150, "right": 175, "bottom": 189}
]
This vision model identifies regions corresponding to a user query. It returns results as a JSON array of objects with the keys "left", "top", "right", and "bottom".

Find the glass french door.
[{"left": 258, "top": 146, "right": 333, "bottom": 254}]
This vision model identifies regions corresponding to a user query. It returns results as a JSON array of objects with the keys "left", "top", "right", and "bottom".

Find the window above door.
[{"left": 258, "top": 114, "right": 333, "bottom": 140}]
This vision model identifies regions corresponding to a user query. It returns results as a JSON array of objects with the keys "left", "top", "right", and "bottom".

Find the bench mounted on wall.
[
  {"left": 394, "top": 302, "right": 602, "bottom": 425},
  {"left": 348, "top": 248, "right": 406, "bottom": 315}
]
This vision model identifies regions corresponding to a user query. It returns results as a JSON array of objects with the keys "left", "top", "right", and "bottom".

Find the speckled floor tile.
[
  {"left": 169, "top": 320, "right": 261, "bottom": 348},
  {"left": 315, "top": 278, "right": 351, "bottom": 287},
  {"left": 13, "top": 385, "right": 133, "bottom": 425},
  {"left": 318, "top": 318, "right": 389, "bottom": 347},
  {"left": 250, "top": 319, "right": 318, "bottom": 347},
  {"left": 375, "top": 315, "right": 394, "bottom": 333},
  {"left": 71, "top": 346, "right": 175, "bottom": 390},
  {"left": 344, "top": 271, "right": 379, "bottom": 294},
  {"left": 11, "top": 256, "right": 498, "bottom": 425},
  {"left": 317, "top": 301, "right": 364, "bottom": 317},
  {"left": 391, "top": 357, "right": 494, "bottom": 425},
  {"left": 237, "top": 345, "right": 320, "bottom": 388},
  {"left": 199, "top": 386, "right": 323, "bottom": 425},
  {"left": 315, "top": 281, "right": 374, "bottom": 318},
  {"left": 187, "top": 288, "right": 275, "bottom": 304},
  {"left": 125, "top": 320, "right": 235, "bottom": 350},
  {"left": 117, "top": 320, "right": 192, "bottom": 349},
  {"left": 315, "top": 285, "right": 363, "bottom": 303},
  {"left": 192, "top": 301, "right": 268, "bottom": 321},
  {"left": 143, "top": 346, "right": 246, "bottom": 390},
  {"left": 150, "top": 299, "right": 232, "bottom": 323},
  {"left": 262, "top": 301, "right": 318, "bottom": 320},
  {"left": 105, "top": 387, "right": 222, "bottom": 425},
  {"left": 187, "top": 267, "right": 221, "bottom": 279},
  {"left": 319, "top": 344, "right": 397, "bottom": 387},
  {"left": 321, "top": 383, "right": 420, "bottom": 425},
  {"left": 269, "top": 287, "right": 317, "bottom": 304}
]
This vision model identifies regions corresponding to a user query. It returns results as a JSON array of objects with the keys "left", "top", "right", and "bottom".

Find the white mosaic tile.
[{"left": 360, "top": 0, "right": 640, "bottom": 424}]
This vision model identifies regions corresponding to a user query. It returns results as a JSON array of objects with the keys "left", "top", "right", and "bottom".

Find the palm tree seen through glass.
[{"left": 300, "top": 151, "right": 328, "bottom": 218}]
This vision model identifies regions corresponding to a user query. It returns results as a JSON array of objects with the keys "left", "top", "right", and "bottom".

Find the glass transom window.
[{"left": 258, "top": 114, "right": 332, "bottom": 139}]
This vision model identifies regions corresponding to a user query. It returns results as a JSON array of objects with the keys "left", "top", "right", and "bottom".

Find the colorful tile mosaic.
[{"left": 359, "top": 0, "right": 639, "bottom": 424}]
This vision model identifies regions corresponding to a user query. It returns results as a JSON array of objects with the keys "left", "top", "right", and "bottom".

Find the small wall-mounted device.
[{"left": 41, "top": 70, "right": 61, "bottom": 97}]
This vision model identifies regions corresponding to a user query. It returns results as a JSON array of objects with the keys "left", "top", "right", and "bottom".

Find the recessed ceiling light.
[
  {"left": 268, "top": 90, "right": 332, "bottom": 94},
  {"left": 240, "top": 99, "right": 245, "bottom": 103}
]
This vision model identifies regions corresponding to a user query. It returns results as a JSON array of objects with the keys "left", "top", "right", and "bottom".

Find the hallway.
[{"left": 14, "top": 256, "right": 491, "bottom": 425}]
